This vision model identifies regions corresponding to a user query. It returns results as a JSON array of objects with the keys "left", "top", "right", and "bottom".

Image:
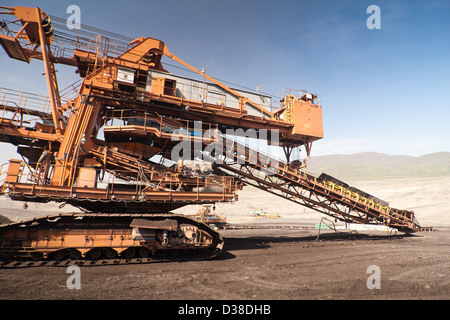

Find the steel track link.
[{"left": 0, "top": 250, "right": 220, "bottom": 268}]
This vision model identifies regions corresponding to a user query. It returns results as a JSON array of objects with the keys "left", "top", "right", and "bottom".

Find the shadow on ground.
[{"left": 221, "top": 231, "right": 418, "bottom": 252}]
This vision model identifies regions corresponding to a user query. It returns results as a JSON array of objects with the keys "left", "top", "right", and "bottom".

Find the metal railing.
[
  {"left": 0, "top": 159, "right": 239, "bottom": 196},
  {"left": 0, "top": 162, "right": 9, "bottom": 186},
  {"left": 147, "top": 72, "right": 285, "bottom": 118},
  {"left": 0, "top": 88, "right": 53, "bottom": 115},
  {"left": 103, "top": 109, "right": 219, "bottom": 142},
  {"left": 282, "top": 87, "right": 321, "bottom": 105}
]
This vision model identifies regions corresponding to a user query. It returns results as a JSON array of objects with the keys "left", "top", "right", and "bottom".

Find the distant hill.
[{"left": 305, "top": 152, "right": 450, "bottom": 180}]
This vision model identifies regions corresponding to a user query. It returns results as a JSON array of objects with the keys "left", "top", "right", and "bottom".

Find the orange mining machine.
[{"left": 0, "top": 6, "right": 424, "bottom": 266}]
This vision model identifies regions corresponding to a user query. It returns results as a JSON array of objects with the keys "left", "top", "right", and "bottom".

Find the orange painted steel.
[
  {"left": 0, "top": 5, "right": 427, "bottom": 264},
  {"left": 207, "top": 136, "right": 420, "bottom": 232},
  {"left": 0, "top": 214, "right": 223, "bottom": 262}
]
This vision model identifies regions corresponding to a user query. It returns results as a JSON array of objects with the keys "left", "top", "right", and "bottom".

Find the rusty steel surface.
[
  {"left": 205, "top": 136, "right": 420, "bottom": 232},
  {"left": 0, "top": 5, "right": 427, "bottom": 264},
  {"left": 0, "top": 213, "right": 223, "bottom": 265}
]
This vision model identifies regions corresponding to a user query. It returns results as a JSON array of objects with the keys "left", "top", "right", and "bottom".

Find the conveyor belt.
[{"left": 205, "top": 136, "right": 423, "bottom": 233}]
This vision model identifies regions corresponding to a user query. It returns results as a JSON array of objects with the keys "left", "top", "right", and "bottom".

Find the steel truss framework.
[{"left": 203, "top": 136, "right": 420, "bottom": 232}]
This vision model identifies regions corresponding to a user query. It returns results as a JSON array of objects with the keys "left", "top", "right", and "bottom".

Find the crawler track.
[
  {"left": 0, "top": 213, "right": 223, "bottom": 268},
  {"left": 0, "top": 251, "right": 220, "bottom": 268}
]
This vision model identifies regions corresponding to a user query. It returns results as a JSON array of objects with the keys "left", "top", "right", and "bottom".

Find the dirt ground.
[
  {"left": 0, "top": 177, "right": 449, "bottom": 301},
  {"left": 0, "top": 227, "right": 448, "bottom": 300}
]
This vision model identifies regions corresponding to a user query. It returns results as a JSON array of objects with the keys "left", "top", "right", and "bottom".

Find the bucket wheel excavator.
[{"left": 0, "top": 6, "right": 425, "bottom": 266}]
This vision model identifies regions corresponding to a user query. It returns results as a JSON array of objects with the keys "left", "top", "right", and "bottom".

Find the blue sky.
[{"left": 0, "top": 0, "right": 449, "bottom": 163}]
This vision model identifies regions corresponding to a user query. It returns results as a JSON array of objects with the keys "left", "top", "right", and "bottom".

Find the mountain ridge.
[{"left": 305, "top": 151, "right": 450, "bottom": 180}]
